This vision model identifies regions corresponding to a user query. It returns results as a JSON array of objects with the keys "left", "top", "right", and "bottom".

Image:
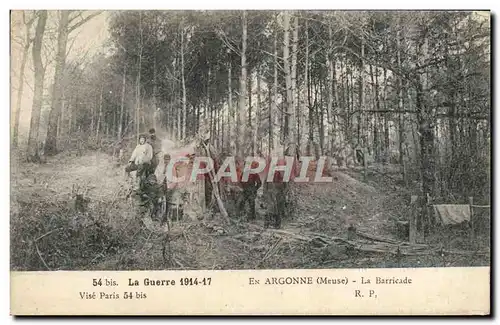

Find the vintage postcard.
[{"left": 9, "top": 9, "right": 491, "bottom": 315}]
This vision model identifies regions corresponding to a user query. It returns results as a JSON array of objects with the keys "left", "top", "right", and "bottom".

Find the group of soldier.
[{"left": 125, "top": 130, "right": 290, "bottom": 229}]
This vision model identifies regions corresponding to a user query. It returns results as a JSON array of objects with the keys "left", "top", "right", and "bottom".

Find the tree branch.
[
  {"left": 215, "top": 28, "right": 241, "bottom": 56},
  {"left": 68, "top": 11, "right": 102, "bottom": 33}
]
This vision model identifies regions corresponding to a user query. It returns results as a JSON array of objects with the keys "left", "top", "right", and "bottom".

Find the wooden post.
[
  {"left": 363, "top": 148, "right": 368, "bottom": 181},
  {"left": 469, "top": 196, "right": 475, "bottom": 245},
  {"left": 409, "top": 195, "right": 418, "bottom": 244},
  {"left": 427, "top": 193, "right": 433, "bottom": 226},
  {"left": 425, "top": 193, "right": 431, "bottom": 239},
  {"left": 347, "top": 224, "right": 356, "bottom": 241},
  {"left": 403, "top": 158, "right": 408, "bottom": 188}
]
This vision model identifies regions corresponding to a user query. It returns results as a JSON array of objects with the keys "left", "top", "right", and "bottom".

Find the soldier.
[
  {"left": 126, "top": 134, "right": 153, "bottom": 191},
  {"left": 263, "top": 144, "right": 299, "bottom": 228},
  {"left": 355, "top": 145, "right": 365, "bottom": 167},
  {"left": 263, "top": 159, "right": 288, "bottom": 229},
  {"left": 236, "top": 159, "right": 263, "bottom": 221},
  {"left": 148, "top": 128, "right": 162, "bottom": 174}
]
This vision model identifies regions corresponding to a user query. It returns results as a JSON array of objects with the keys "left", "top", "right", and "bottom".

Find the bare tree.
[
  {"left": 12, "top": 11, "right": 36, "bottom": 149},
  {"left": 45, "top": 10, "right": 102, "bottom": 155},
  {"left": 27, "top": 10, "right": 47, "bottom": 161},
  {"left": 180, "top": 22, "right": 187, "bottom": 140},
  {"left": 282, "top": 11, "right": 296, "bottom": 156},
  {"left": 291, "top": 14, "right": 299, "bottom": 149},
  {"left": 238, "top": 10, "right": 248, "bottom": 157},
  {"left": 117, "top": 63, "right": 127, "bottom": 140}
]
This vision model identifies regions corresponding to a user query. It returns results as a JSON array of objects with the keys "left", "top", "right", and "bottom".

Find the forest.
[{"left": 10, "top": 10, "right": 491, "bottom": 271}]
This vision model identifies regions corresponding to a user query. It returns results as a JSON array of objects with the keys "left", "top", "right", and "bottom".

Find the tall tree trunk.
[
  {"left": 207, "top": 66, "right": 211, "bottom": 138},
  {"left": 374, "top": 66, "right": 381, "bottom": 160},
  {"left": 326, "top": 23, "right": 333, "bottom": 156},
  {"left": 13, "top": 12, "right": 33, "bottom": 149},
  {"left": 416, "top": 81, "right": 435, "bottom": 197},
  {"left": 67, "top": 96, "right": 73, "bottom": 135},
  {"left": 383, "top": 67, "right": 389, "bottom": 164},
  {"left": 118, "top": 63, "right": 127, "bottom": 140},
  {"left": 113, "top": 106, "right": 117, "bottom": 138},
  {"left": 27, "top": 11, "right": 47, "bottom": 160},
  {"left": 271, "top": 28, "right": 278, "bottom": 151},
  {"left": 369, "top": 64, "right": 379, "bottom": 161},
  {"left": 345, "top": 59, "right": 352, "bottom": 154},
  {"left": 283, "top": 11, "right": 295, "bottom": 155},
  {"left": 181, "top": 25, "right": 187, "bottom": 140},
  {"left": 56, "top": 114, "right": 61, "bottom": 140},
  {"left": 209, "top": 104, "right": 213, "bottom": 144},
  {"left": 45, "top": 10, "right": 70, "bottom": 155},
  {"left": 152, "top": 57, "right": 157, "bottom": 131},
  {"left": 196, "top": 103, "right": 201, "bottom": 134},
  {"left": 397, "top": 28, "right": 406, "bottom": 169},
  {"left": 90, "top": 96, "right": 95, "bottom": 134},
  {"left": 252, "top": 66, "right": 261, "bottom": 155},
  {"left": 446, "top": 26, "right": 461, "bottom": 191},
  {"left": 177, "top": 87, "right": 180, "bottom": 140},
  {"left": 228, "top": 59, "right": 234, "bottom": 152},
  {"left": 291, "top": 15, "right": 299, "bottom": 149},
  {"left": 358, "top": 38, "right": 365, "bottom": 147},
  {"left": 96, "top": 86, "right": 103, "bottom": 139},
  {"left": 136, "top": 12, "right": 143, "bottom": 140},
  {"left": 238, "top": 10, "right": 247, "bottom": 156},
  {"left": 318, "top": 77, "right": 325, "bottom": 154},
  {"left": 248, "top": 68, "right": 252, "bottom": 130},
  {"left": 305, "top": 20, "right": 313, "bottom": 143},
  {"left": 416, "top": 36, "right": 436, "bottom": 199},
  {"left": 58, "top": 92, "right": 65, "bottom": 138},
  {"left": 268, "top": 81, "right": 273, "bottom": 156},
  {"left": 221, "top": 102, "right": 225, "bottom": 150},
  {"left": 167, "top": 84, "right": 172, "bottom": 137}
]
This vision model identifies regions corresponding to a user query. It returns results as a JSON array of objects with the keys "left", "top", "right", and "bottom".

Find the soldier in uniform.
[
  {"left": 236, "top": 159, "right": 263, "bottom": 221},
  {"left": 263, "top": 159, "right": 288, "bottom": 229},
  {"left": 126, "top": 134, "right": 153, "bottom": 190},
  {"left": 263, "top": 143, "right": 299, "bottom": 228},
  {"left": 148, "top": 128, "right": 162, "bottom": 175}
]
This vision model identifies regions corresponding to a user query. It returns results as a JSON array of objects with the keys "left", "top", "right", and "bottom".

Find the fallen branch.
[
  {"left": 87, "top": 248, "right": 106, "bottom": 267},
  {"left": 305, "top": 231, "right": 353, "bottom": 246},
  {"left": 34, "top": 228, "right": 62, "bottom": 242},
  {"left": 35, "top": 242, "right": 51, "bottom": 271},
  {"left": 256, "top": 237, "right": 283, "bottom": 268},
  {"left": 201, "top": 142, "right": 230, "bottom": 221},
  {"left": 173, "top": 256, "right": 186, "bottom": 269},
  {"left": 441, "top": 249, "right": 490, "bottom": 256},
  {"left": 140, "top": 231, "right": 153, "bottom": 251},
  {"left": 355, "top": 231, "right": 400, "bottom": 245},
  {"left": 266, "top": 229, "right": 310, "bottom": 242}
]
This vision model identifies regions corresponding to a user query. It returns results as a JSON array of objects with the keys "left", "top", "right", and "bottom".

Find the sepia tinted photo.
[{"left": 10, "top": 10, "right": 491, "bottom": 272}]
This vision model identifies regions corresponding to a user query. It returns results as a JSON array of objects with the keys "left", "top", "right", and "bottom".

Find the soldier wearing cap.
[
  {"left": 126, "top": 133, "right": 153, "bottom": 190},
  {"left": 147, "top": 128, "right": 162, "bottom": 174}
]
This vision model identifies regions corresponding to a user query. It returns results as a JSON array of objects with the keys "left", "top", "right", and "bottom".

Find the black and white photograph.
[{"left": 10, "top": 9, "right": 491, "bottom": 273}]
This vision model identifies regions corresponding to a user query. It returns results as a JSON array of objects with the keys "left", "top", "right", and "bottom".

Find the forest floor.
[{"left": 10, "top": 149, "right": 490, "bottom": 271}]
